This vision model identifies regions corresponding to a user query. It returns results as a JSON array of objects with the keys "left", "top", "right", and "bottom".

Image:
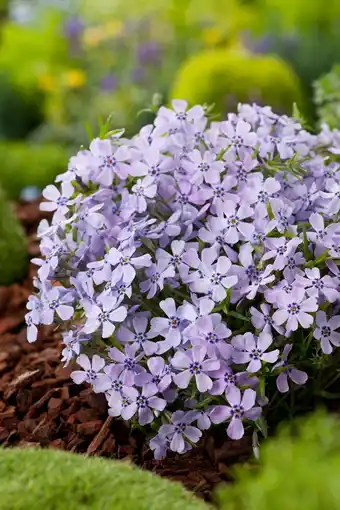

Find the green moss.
[
  {"left": 215, "top": 412, "right": 340, "bottom": 510},
  {"left": 0, "top": 142, "right": 69, "bottom": 200},
  {"left": 0, "top": 448, "right": 209, "bottom": 510},
  {"left": 170, "top": 49, "right": 305, "bottom": 116},
  {"left": 0, "top": 187, "right": 27, "bottom": 285}
]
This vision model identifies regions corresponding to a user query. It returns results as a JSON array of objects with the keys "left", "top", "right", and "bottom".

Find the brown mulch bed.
[{"left": 0, "top": 200, "right": 251, "bottom": 500}]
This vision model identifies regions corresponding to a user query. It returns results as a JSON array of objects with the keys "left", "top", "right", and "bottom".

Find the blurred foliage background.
[{"left": 0, "top": 0, "right": 339, "bottom": 200}]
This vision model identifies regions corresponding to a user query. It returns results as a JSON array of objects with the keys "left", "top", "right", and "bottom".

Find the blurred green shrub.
[
  {"left": 246, "top": 0, "right": 340, "bottom": 102},
  {"left": 314, "top": 65, "right": 340, "bottom": 129},
  {"left": 0, "top": 187, "right": 27, "bottom": 285},
  {"left": 215, "top": 412, "right": 340, "bottom": 510},
  {"left": 170, "top": 49, "right": 305, "bottom": 117},
  {"left": 0, "top": 448, "right": 208, "bottom": 510},
  {"left": 0, "top": 72, "right": 43, "bottom": 139},
  {"left": 0, "top": 143, "right": 69, "bottom": 200}
]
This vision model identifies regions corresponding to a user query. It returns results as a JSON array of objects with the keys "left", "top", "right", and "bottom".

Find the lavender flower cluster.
[{"left": 26, "top": 100, "right": 340, "bottom": 458}]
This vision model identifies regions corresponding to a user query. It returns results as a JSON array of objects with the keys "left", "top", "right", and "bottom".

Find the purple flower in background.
[
  {"left": 272, "top": 344, "right": 308, "bottom": 393},
  {"left": 64, "top": 17, "right": 84, "bottom": 38},
  {"left": 158, "top": 410, "right": 202, "bottom": 453},
  {"left": 137, "top": 41, "right": 162, "bottom": 65},
  {"left": 272, "top": 287, "right": 318, "bottom": 331},
  {"left": 172, "top": 346, "right": 220, "bottom": 392},
  {"left": 314, "top": 311, "right": 340, "bottom": 354},
  {"left": 210, "top": 387, "right": 261, "bottom": 440},
  {"left": 100, "top": 74, "right": 117, "bottom": 93}
]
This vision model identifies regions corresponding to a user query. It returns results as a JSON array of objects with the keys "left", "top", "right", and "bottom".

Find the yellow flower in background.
[
  {"left": 83, "top": 26, "right": 105, "bottom": 47},
  {"left": 38, "top": 73, "right": 56, "bottom": 92},
  {"left": 203, "top": 26, "right": 225, "bottom": 46},
  {"left": 103, "top": 20, "right": 124, "bottom": 38},
  {"left": 65, "top": 69, "right": 86, "bottom": 89}
]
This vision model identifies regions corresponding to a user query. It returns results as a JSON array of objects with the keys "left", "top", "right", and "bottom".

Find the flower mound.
[{"left": 26, "top": 100, "right": 340, "bottom": 458}]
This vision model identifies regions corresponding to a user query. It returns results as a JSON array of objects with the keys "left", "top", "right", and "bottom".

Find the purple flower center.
[
  {"left": 168, "top": 316, "right": 180, "bottom": 328},
  {"left": 151, "top": 272, "right": 160, "bottom": 283},
  {"left": 57, "top": 196, "right": 68, "bottom": 206},
  {"left": 211, "top": 272, "right": 223, "bottom": 285},
  {"left": 250, "top": 348, "right": 262, "bottom": 360},
  {"left": 49, "top": 299, "right": 59, "bottom": 310},
  {"left": 86, "top": 369, "right": 97, "bottom": 381},
  {"left": 206, "top": 332, "right": 218, "bottom": 344},
  {"left": 136, "top": 396, "right": 148, "bottom": 408},
  {"left": 198, "top": 162, "right": 210, "bottom": 173},
  {"left": 103, "top": 156, "right": 116, "bottom": 169},
  {"left": 149, "top": 165, "right": 160, "bottom": 177},
  {"left": 189, "top": 361, "right": 203, "bottom": 374},
  {"left": 287, "top": 302, "right": 300, "bottom": 315},
  {"left": 230, "top": 405, "right": 244, "bottom": 418},
  {"left": 176, "top": 112, "right": 187, "bottom": 121},
  {"left": 174, "top": 422, "right": 186, "bottom": 433},
  {"left": 112, "top": 379, "right": 123, "bottom": 392},
  {"left": 124, "top": 357, "right": 136, "bottom": 370},
  {"left": 321, "top": 325, "right": 331, "bottom": 338}
]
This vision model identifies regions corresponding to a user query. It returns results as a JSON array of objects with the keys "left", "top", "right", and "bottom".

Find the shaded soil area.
[{"left": 0, "top": 200, "right": 251, "bottom": 500}]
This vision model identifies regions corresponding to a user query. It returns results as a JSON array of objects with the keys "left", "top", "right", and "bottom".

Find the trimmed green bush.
[
  {"left": 216, "top": 412, "right": 340, "bottom": 510},
  {"left": 170, "top": 49, "right": 305, "bottom": 116},
  {"left": 0, "top": 142, "right": 69, "bottom": 200},
  {"left": 0, "top": 187, "right": 27, "bottom": 285},
  {"left": 0, "top": 448, "right": 209, "bottom": 510}
]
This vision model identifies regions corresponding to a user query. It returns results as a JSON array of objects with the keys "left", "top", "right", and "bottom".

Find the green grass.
[{"left": 0, "top": 448, "right": 210, "bottom": 510}]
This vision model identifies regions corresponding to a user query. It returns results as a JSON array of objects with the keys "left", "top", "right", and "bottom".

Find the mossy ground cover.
[{"left": 0, "top": 448, "right": 210, "bottom": 510}]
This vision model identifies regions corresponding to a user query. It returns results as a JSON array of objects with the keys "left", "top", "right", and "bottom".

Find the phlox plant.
[{"left": 26, "top": 99, "right": 340, "bottom": 458}]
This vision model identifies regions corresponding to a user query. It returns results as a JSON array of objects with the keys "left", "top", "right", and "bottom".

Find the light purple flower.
[
  {"left": 232, "top": 332, "right": 279, "bottom": 372},
  {"left": 83, "top": 296, "right": 127, "bottom": 338},
  {"left": 140, "top": 261, "right": 175, "bottom": 298},
  {"left": 41, "top": 288, "right": 74, "bottom": 325},
  {"left": 134, "top": 356, "right": 172, "bottom": 393},
  {"left": 272, "top": 287, "right": 318, "bottom": 331},
  {"left": 296, "top": 268, "right": 340, "bottom": 303},
  {"left": 250, "top": 303, "right": 284, "bottom": 334},
  {"left": 272, "top": 344, "right": 308, "bottom": 393},
  {"left": 149, "top": 298, "right": 196, "bottom": 352},
  {"left": 117, "top": 385, "right": 166, "bottom": 425},
  {"left": 158, "top": 410, "right": 202, "bottom": 453},
  {"left": 108, "top": 344, "right": 144, "bottom": 386},
  {"left": 71, "top": 354, "right": 107, "bottom": 392},
  {"left": 172, "top": 346, "right": 220, "bottom": 392},
  {"left": 116, "top": 314, "right": 157, "bottom": 355},
  {"left": 186, "top": 313, "right": 232, "bottom": 358},
  {"left": 107, "top": 246, "right": 152, "bottom": 285},
  {"left": 314, "top": 311, "right": 340, "bottom": 354},
  {"left": 210, "top": 387, "right": 261, "bottom": 440},
  {"left": 183, "top": 149, "right": 223, "bottom": 185}
]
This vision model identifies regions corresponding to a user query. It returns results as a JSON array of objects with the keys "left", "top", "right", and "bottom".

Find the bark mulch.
[{"left": 0, "top": 200, "right": 251, "bottom": 501}]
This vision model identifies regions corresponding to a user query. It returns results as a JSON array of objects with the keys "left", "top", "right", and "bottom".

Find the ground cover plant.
[
  {"left": 26, "top": 99, "right": 340, "bottom": 459},
  {"left": 0, "top": 447, "right": 209, "bottom": 510}
]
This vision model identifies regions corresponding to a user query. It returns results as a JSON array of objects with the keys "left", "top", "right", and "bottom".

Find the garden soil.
[{"left": 0, "top": 200, "right": 251, "bottom": 501}]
